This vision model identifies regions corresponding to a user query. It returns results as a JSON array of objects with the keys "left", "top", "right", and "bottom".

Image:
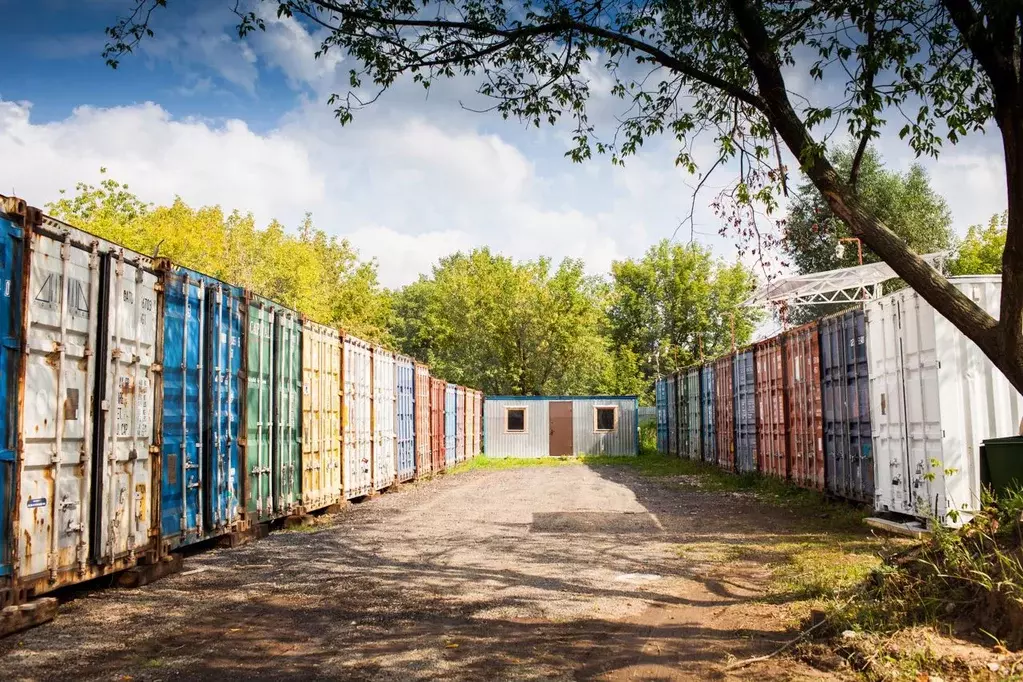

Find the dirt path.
[{"left": 1, "top": 464, "right": 847, "bottom": 681}]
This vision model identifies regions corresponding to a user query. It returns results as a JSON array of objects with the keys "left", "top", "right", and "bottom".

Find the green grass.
[{"left": 445, "top": 454, "right": 585, "bottom": 474}]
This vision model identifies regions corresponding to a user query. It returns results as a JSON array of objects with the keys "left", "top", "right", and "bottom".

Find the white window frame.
[
  {"left": 594, "top": 405, "right": 618, "bottom": 433},
  {"left": 504, "top": 406, "right": 527, "bottom": 434}
]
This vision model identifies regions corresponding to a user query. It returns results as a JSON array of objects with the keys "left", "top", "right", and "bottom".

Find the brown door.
[{"left": 549, "top": 401, "right": 574, "bottom": 456}]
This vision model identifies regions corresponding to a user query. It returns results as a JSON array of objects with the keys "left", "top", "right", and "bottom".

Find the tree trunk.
[
  {"left": 727, "top": 0, "right": 1023, "bottom": 395},
  {"left": 995, "top": 92, "right": 1023, "bottom": 392}
]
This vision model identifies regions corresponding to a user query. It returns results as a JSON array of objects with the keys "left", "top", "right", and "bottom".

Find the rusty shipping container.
[
  {"left": 7, "top": 205, "right": 160, "bottom": 597},
  {"left": 733, "top": 349, "right": 757, "bottom": 474},
  {"left": 301, "top": 320, "right": 342, "bottom": 510},
  {"left": 371, "top": 346, "right": 397, "bottom": 490},
  {"left": 713, "top": 355, "right": 735, "bottom": 472},
  {"left": 430, "top": 377, "right": 447, "bottom": 471},
  {"left": 784, "top": 323, "right": 825, "bottom": 491},
  {"left": 343, "top": 335, "right": 373, "bottom": 498},
  {"left": 754, "top": 336, "right": 789, "bottom": 480},
  {"left": 414, "top": 363, "right": 431, "bottom": 477},
  {"left": 0, "top": 202, "right": 24, "bottom": 601},
  {"left": 455, "top": 386, "right": 467, "bottom": 463},
  {"left": 395, "top": 354, "right": 416, "bottom": 483}
]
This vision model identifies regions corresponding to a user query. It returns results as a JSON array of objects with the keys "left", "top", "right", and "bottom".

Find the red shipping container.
[
  {"left": 430, "top": 377, "right": 447, "bottom": 472},
  {"left": 784, "top": 322, "right": 825, "bottom": 490},
  {"left": 754, "top": 336, "right": 789, "bottom": 480},
  {"left": 415, "top": 363, "right": 432, "bottom": 477},
  {"left": 713, "top": 354, "right": 736, "bottom": 472}
]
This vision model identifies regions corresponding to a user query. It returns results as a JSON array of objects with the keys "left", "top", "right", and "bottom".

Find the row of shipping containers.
[
  {"left": 656, "top": 276, "right": 1023, "bottom": 528},
  {"left": 0, "top": 196, "right": 484, "bottom": 607}
]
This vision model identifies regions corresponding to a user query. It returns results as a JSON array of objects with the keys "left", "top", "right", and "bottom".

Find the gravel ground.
[{"left": 0, "top": 464, "right": 841, "bottom": 681}]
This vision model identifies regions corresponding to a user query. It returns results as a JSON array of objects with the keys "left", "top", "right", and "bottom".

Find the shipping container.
[
  {"left": 666, "top": 374, "right": 678, "bottom": 456},
  {"left": 160, "top": 262, "right": 244, "bottom": 552},
  {"left": 465, "top": 389, "right": 475, "bottom": 459},
  {"left": 713, "top": 355, "right": 735, "bottom": 472},
  {"left": 301, "top": 320, "right": 342, "bottom": 510},
  {"left": 484, "top": 396, "right": 638, "bottom": 457},
  {"left": 0, "top": 207, "right": 22, "bottom": 596},
  {"left": 243, "top": 295, "right": 301, "bottom": 521},
  {"left": 372, "top": 347, "right": 397, "bottom": 490},
  {"left": 474, "top": 391, "right": 483, "bottom": 456},
  {"left": 444, "top": 383, "right": 457, "bottom": 467},
  {"left": 395, "top": 354, "right": 416, "bottom": 482},
  {"left": 455, "top": 386, "right": 467, "bottom": 462},
  {"left": 784, "top": 322, "right": 825, "bottom": 490},
  {"left": 683, "top": 367, "right": 702, "bottom": 460},
  {"left": 342, "top": 335, "right": 373, "bottom": 498},
  {"left": 431, "top": 377, "right": 447, "bottom": 471},
  {"left": 700, "top": 363, "right": 717, "bottom": 464},
  {"left": 754, "top": 336, "right": 788, "bottom": 480},
  {"left": 732, "top": 349, "right": 757, "bottom": 474},
  {"left": 655, "top": 377, "right": 667, "bottom": 453},
  {"left": 820, "top": 309, "right": 873, "bottom": 503},
  {"left": 414, "top": 363, "right": 431, "bottom": 477},
  {"left": 866, "top": 277, "right": 1023, "bottom": 525}
]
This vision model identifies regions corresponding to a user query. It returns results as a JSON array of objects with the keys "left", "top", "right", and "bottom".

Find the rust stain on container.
[
  {"left": 713, "top": 354, "right": 735, "bottom": 472},
  {"left": 784, "top": 322, "right": 825, "bottom": 491},
  {"left": 754, "top": 336, "right": 789, "bottom": 480}
]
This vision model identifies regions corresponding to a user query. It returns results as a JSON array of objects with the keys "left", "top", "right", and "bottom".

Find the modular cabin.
[{"left": 483, "top": 396, "right": 638, "bottom": 458}]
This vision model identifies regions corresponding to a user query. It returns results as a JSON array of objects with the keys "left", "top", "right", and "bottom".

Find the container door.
[
  {"left": 701, "top": 366, "right": 716, "bottom": 463},
  {"left": 276, "top": 312, "right": 302, "bottom": 513},
  {"left": 548, "top": 401, "right": 574, "bottom": 456},
  {"left": 204, "top": 283, "right": 241, "bottom": 533},
  {"left": 303, "top": 324, "right": 324, "bottom": 507},
  {"left": 396, "top": 362, "right": 415, "bottom": 481},
  {"left": 161, "top": 271, "right": 203, "bottom": 546},
  {"left": 245, "top": 301, "right": 273, "bottom": 519},
  {"left": 0, "top": 218, "right": 22, "bottom": 579},
  {"left": 20, "top": 232, "right": 98, "bottom": 580},
  {"left": 848, "top": 311, "right": 874, "bottom": 502},
  {"left": 91, "top": 252, "right": 157, "bottom": 563},
  {"left": 445, "top": 386, "right": 456, "bottom": 465}
]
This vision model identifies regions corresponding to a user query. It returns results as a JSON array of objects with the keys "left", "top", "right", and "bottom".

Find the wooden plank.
[{"left": 0, "top": 598, "right": 58, "bottom": 638}]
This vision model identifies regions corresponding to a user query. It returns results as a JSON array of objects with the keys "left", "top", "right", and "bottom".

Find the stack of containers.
[
  {"left": 395, "top": 354, "right": 416, "bottom": 483},
  {"left": 820, "top": 309, "right": 873, "bottom": 503},
  {"left": 732, "top": 348, "right": 757, "bottom": 474},
  {"left": 371, "top": 347, "right": 397, "bottom": 491},
  {"left": 243, "top": 295, "right": 302, "bottom": 521},
  {"left": 414, "top": 363, "right": 432, "bottom": 477},
  {"left": 700, "top": 363, "right": 717, "bottom": 464},
  {"left": 342, "top": 335, "right": 373, "bottom": 499},
  {"left": 302, "top": 320, "right": 343, "bottom": 509},
  {"left": 455, "top": 386, "right": 467, "bottom": 463},
  {"left": 784, "top": 323, "right": 825, "bottom": 490},
  {"left": 430, "top": 377, "right": 447, "bottom": 472},
  {"left": 754, "top": 336, "right": 788, "bottom": 479},
  {"left": 666, "top": 374, "right": 678, "bottom": 456},
  {"left": 713, "top": 355, "right": 735, "bottom": 472},
  {"left": 444, "top": 383, "right": 457, "bottom": 468}
]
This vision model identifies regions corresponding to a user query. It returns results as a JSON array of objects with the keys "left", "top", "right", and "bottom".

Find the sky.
[{"left": 0, "top": 0, "right": 1010, "bottom": 289}]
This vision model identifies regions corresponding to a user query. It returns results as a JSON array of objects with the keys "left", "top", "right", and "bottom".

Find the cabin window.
[
  {"left": 506, "top": 407, "right": 526, "bottom": 433},
  {"left": 595, "top": 406, "right": 617, "bottom": 432}
]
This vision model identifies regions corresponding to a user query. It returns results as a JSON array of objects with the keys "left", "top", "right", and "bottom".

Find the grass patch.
[{"left": 445, "top": 455, "right": 584, "bottom": 474}]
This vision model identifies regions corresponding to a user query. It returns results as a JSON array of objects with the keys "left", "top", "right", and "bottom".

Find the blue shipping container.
[
  {"left": 160, "top": 266, "right": 244, "bottom": 550},
  {"left": 444, "top": 383, "right": 457, "bottom": 466},
  {"left": 700, "top": 364, "right": 717, "bottom": 464},
  {"left": 666, "top": 375, "right": 677, "bottom": 455},
  {"left": 395, "top": 356, "right": 416, "bottom": 482},
  {"left": 732, "top": 350, "right": 757, "bottom": 474},
  {"left": 0, "top": 215, "right": 23, "bottom": 581},
  {"left": 655, "top": 377, "right": 667, "bottom": 453},
  {"left": 820, "top": 309, "right": 874, "bottom": 503}
]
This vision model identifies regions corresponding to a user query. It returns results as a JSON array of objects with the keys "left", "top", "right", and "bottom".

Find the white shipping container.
[
  {"left": 343, "top": 336, "right": 373, "bottom": 498},
  {"left": 372, "top": 347, "right": 396, "bottom": 490},
  {"left": 865, "top": 276, "right": 1023, "bottom": 526},
  {"left": 18, "top": 221, "right": 157, "bottom": 593}
]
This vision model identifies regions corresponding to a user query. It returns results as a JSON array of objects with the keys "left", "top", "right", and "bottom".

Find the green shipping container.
[{"left": 244, "top": 295, "right": 303, "bottom": 521}]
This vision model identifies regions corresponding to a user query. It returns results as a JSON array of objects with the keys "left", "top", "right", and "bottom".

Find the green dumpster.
[{"left": 981, "top": 436, "right": 1023, "bottom": 497}]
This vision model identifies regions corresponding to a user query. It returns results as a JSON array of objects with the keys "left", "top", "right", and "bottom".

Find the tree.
[
  {"left": 48, "top": 172, "right": 392, "bottom": 342},
  {"left": 951, "top": 212, "right": 1008, "bottom": 276},
  {"left": 391, "top": 248, "right": 634, "bottom": 396},
  {"left": 104, "top": 0, "right": 1023, "bottom": 392},
  {"left": 608, "top": 240, "right": 759, "bottom": 383},
  {"left": 783, "top": 145, "right": 953, "bottom": 274}
]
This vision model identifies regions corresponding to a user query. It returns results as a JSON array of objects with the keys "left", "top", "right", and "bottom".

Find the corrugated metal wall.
[
  {"left": 0, "top": 212, "right": 21, "bottom": 586},
  {"left": 342, "top": 335, "right": 373, "bottom": 499},
  {"left": 371, "top": 347, "right": 397, "bottom": 490},
  {"left": 733, "top": 350, "right": 757, "bottom": 474},
  {"left": 713, "top": 355, "right": 735, "bottom": 472},
  {"left": 483, "top": 397, "right": 637, "bottom": 457},
  {"left": 444, "top": 384, "right": 456, "bottom": 466},
  {"left": 455, "top": 386, "right": 467, "bottom": 463},
  {"left": 395, "top": 355, "right": 416, "bottom": 482},
  {"left": 683, "top": 368, "right": 702, "bottom": 461},
  {"left": 655, "top": 377, "right": 667, "bottom": 453},
  {"left": 430, "top": 377, "right": 446, "bottom": 471},
  {"left": 700, "top": 364, "right": 717, "bottom": 464},
  {"left": 483, "top": 399, "right": 550, "bottom": 457},
  {"left": 754, "top": 337, "right": 788, "bottom": 480},
  {"left": 302, "top": 320, "right": 342, "bottom": 510},
  {"left": 414, "top": 363, "right": 431, "bottom": 477},
  {"left": 785, "top": 323, "right": 825, "bottom": 491},
  {"left": 665, "top": 375, "right": 678, "bottom": 455},
  {"left": 570, "top": 398, "right": 638, "bottom": 456}
]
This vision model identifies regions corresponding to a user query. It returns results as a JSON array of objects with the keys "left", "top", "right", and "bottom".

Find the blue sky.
[{"left": 0, "top": 0, "right": 1009, "bottom": 290}]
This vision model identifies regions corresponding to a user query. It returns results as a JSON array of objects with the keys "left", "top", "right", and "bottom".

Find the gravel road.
[{"left": 0, "top": 463, "right": 840, "bottom": 681}]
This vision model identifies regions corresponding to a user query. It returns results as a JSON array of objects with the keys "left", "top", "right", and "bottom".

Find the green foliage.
[
  {"left": 607, "top": 240, "right": 760, "bottom": 385},
  {"left": 950, "top": 212, "right": 1007, "bottom": 276},
  {"left": 47, "top": 171, "right": 392, "bottom": 342},
  {"left": 782, "top": 145, "right": 953, "bottom": 275}
]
